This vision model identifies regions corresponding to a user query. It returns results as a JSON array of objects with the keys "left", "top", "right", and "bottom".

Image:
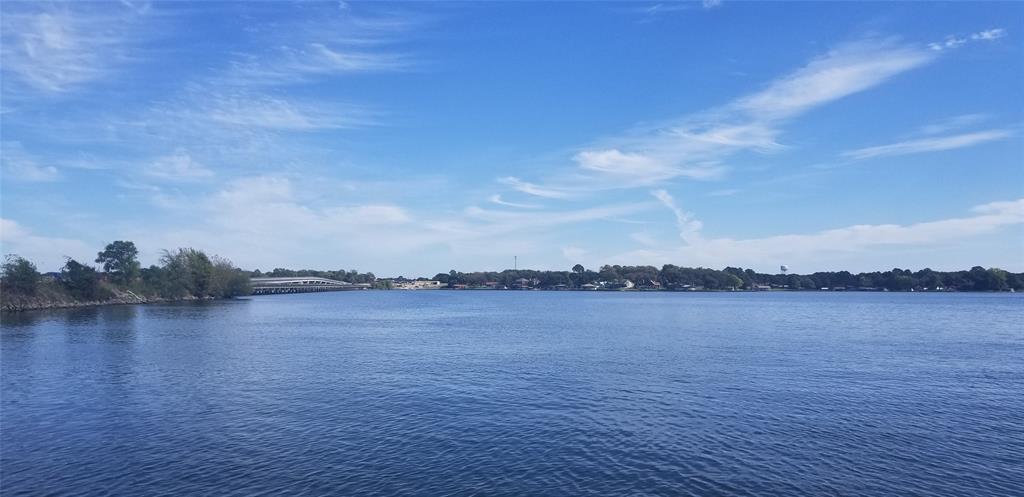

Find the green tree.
[
  {"left": 986, "top": 268, "right": 1009, "bottom": 291},
  {"left": 209, "top": 256, "right": 252, "bottom": 298},
  {"left": 96, "top": 241, "right": 141, "bottom": 286},
  {"left": 61, "top": 258, "right": 105, "bottom": 300},
  {"left": 160, "top": 248, "right": 215, "bottom": 297},
  {"left": 1, "top": 255, "right": 41, "bottom": 295}
]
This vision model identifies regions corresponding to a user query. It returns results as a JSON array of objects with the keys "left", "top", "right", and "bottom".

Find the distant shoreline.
[
  {"left": 0, "top": 293, "right": 222, "bottom": 313},
  {"left": 5, "top": 286, "right": 1017, "bottom": 314},
  {"left": 5, "top": 242, "right": 1021, "bottom": 313}
]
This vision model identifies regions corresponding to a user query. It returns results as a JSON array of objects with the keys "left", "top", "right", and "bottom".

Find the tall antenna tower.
[{"left": 514, "top": 256, "right": 518, "bottom": 271}]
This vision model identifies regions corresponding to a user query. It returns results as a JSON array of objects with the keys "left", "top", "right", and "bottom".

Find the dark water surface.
[{"left": 2, "top": 291, "right": 1022, "bottom": 496}]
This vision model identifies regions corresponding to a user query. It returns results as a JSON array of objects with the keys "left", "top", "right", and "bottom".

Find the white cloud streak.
[
  {"left": 651, "top": 189, "right": 703, "bottom": 245},
  {"left": 123, "top": 176, "right": 651, "bottom": 270},
  {"left": 222, "top": 42, "right": 411, "bottom": 87},
  {"left": 918, "top": 113, "right": 990, "bottom": 136},
  {"left": 203, "top": 93, "right": 377, "bottom": 131},
  {"left": 929, "top": 27, "right": 1007, "bottom": 51},
  {"left": 612, "top": 198, "right": 1024, "bottom": 270},
  {"left": 733, "top": 40, "right": 932, "bottom": 120},
  {"left": 505, "top": 37, "right": 936, "bottom": 195},
  {"left": 1, "top": 141, "right": 61, "bottom": 182},
  {"left": 842, "top": 129, "right": 1013, "bottom": 160},
  {"left": 0, "top": 218, "right": 92, "bottom": 270},
  {"left": 972, "top": 28, "right": 1006, "bottom": 41},
  {"left": 499, "top": 177, "right": 575, "bottom": 199},
  {"left": 0, "top": 4, "right": 148, "bottom": 93},
  {"left": 145, "top": 151, "right": 214, "bottom": 181},
  {"left": 489, "top": 194, "right": 541, "bottom": 209}
]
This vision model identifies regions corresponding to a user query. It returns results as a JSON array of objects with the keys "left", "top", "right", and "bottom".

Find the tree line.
[
  {"left": 250, "top": 268, "right": 378, "bottom": 285},
  {"left": 434, "top": 264, "right": 1023, "bottom": 291},
  {"left": 4, "top": 248, "right": 1021, "bottom": 306},
  {"left": 2, "top": 241, "right": 251, "bottom": 306}
]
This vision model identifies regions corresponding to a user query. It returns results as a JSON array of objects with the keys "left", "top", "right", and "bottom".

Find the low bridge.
[{"left": 251, "top": 277, "right": 371, "bottom": 295}]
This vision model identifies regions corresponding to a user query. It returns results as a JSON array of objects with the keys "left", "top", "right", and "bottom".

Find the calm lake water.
[{"left": 2, "top": 291, "right": 1022, "bottom": 496}]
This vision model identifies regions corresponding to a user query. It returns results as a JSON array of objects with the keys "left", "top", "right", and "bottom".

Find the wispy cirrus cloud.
[
  {"left": 3, "top": 4, "right": 419, "bottom": 187},
  {"left": 842, "top": 129, "right": 1013, "bottom": 160},
  {"left": 145, "top": 151, "right": 214, "bottom": 181},
  {"left": 917, "top": 113, "right": 990, "bottom": 135},
  {"left": 502, "top": 37, "right": 936, "bottom": 198},
  {"left": 124, "top": 9, "right": 412, "bottom": 143},
  {"left": 221, "top": 42, "right": 412, "bottom": 87},
  {"left": 972, "top": 28, "right": 1007, "bottom": 41},
  {"left": 929, "top": 27, "right": 1007, "bottom": 51},
  {"left": 489, "top": 194, "right": 541, "bottom": 209},
  {"left": 499, "top": 177, "right": 576, "bottom": 199},
  {"left": 0, "top": 3, "right": 150, "bottom": 94},
  {"left": 216, "top": 11, "right": 421, "bottom": 88},
  {"left": 733, "top": 40, "right": 932, "bottom": 120},
  {"left": 651, "top": 189, "right": 703, "bottom": 245},
  {"left": 632, "top": 0, "right": 721, "bottom": 21},
  {"left": 123, "top": 175, "right": 652, "bottom": 270},
  {"left": 0, "top": 218, "right": 92, "bottom": 270},
  {"left": 0, "top": 141, "right": 61, "bottom": 182},
  {"left": 611, "top": 198, "right": 1024, "bottom": 270},
  {"left": 463, "top": 203, "right": 652, "bottom": 229},
  {"left": 202, "top": 93, "right": 379, "bottom": 131},
  {"left": 707, "top": 188, "right": 740, "bottom": 197}
]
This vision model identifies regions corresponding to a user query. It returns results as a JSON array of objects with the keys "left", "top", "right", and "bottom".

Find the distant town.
[
  {"left": 3, "top": 240, "right": 1022, "bottom": 311},
  {"left": 250, "top": 264, "right": 1023, "bottom": 293}
]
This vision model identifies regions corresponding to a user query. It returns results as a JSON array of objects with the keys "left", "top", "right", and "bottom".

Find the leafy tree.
[
  {"left": 985, "top": 268, "right": 1009, "bottom": 291},
  {"left": 61, "top": 258, "right": 105, "bottom": 300},
  {"left": 2, "top": 255, "right": 41, "bottom": 295},
  {"left": 160, "top": 248, "right": 214, "bottom": 297},
  {"left": 209, "top": 256, "right": 252, "bottom": 298},
  {"left": 95, "top": 241, "right": 141, "bottom": 286},
  {"left": 598, "top": 265, "right": 621, "bottom": 282}
]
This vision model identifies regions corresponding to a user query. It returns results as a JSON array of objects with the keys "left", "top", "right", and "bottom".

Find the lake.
[{"left": 2, "top": 291, "right": 1022, "bottom": 496}]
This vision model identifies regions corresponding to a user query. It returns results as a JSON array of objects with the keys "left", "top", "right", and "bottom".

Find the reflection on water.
[{"left": 2, "top": 292, "right": 1023, "bottom": 496}]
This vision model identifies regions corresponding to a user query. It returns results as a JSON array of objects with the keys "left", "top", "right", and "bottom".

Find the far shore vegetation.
[
  {"left": 1, "top": 241, "right": 250, "bottom": 311},
  {"left": 2, "top": 241, "right": 1021, "bottom": 311},
  {"left": 250, "top": 264, "right": 1022, "bottom": 292}
]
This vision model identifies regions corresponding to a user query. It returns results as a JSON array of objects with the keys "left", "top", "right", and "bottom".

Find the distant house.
[
  {"left": 601, "top": 279, "right": 635, "bottom": 290},
  {"left": 394, "top": 280, "right": 442, "bottom": 290},
  {"left": 513, "top": 278, "right": 539, "bottom": 289},
  {"left": 635, "top": 278, "right": 661, "bottom": 290},
  {"left": 580, "top": 283, "right": 599, "bottom": 291}
]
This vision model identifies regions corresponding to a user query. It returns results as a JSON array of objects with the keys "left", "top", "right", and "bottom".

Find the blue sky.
[{"left": 1, "top": 1, "right": 1022, "bottom": 276}]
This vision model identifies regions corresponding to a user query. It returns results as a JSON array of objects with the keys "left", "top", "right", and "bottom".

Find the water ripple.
[{"left": 3, "top": 292, "right": 1023, "bottom": 496}]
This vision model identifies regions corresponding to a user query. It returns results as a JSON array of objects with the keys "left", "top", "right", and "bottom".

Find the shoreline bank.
[{"left": 1, "top": 294, "right": 215, "bottom": 313}]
